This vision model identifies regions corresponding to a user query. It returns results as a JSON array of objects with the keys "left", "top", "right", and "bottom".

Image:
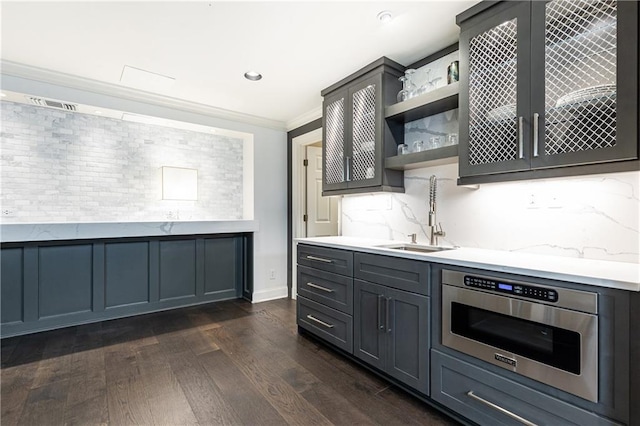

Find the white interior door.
[{"left": 306, "top": 145, "right": 338, "bottom": 237}]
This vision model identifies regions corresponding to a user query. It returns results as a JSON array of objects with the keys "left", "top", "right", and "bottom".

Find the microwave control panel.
[{"left": 464, "top": 275, "right": 558, "bottom": 302}]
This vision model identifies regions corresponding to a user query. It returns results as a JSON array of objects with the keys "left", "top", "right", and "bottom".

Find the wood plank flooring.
[{"left": 1, "top": 298, "right": 459, "bottom": 426}]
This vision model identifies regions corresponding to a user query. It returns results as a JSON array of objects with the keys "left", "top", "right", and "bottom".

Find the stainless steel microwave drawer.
[
  {"left": 297, "top": 244, "right": 354, "bottom": 277},
  {"left": 297, "top": 266, "right": 353, "bottom": 315},
  {"left": 297, "top": 296, "right": 353, "bottom": 354},
  {"left": 354, "top": 252, "right": 429, "bottom": 296},
  {"left": 430, "top": 350, "right": 620, "bottom": 426}
]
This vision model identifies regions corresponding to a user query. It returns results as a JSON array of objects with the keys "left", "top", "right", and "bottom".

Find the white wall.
[
  {"left": 1, "top": 74, "right": 288, "bottom": 302},
  {"left": 342, "top": 162, "right": 639, "bottom": 263}
]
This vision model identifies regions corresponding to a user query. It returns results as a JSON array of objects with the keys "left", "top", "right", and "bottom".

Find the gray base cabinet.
[
  {"left": 431, "top": 349, "right": 620, "bottom": 426},
  {"left": 296, "top": 245, "right": 430, "bottom": 395},
  {"left": 298, "top": 243, "right": 637, "bottom": 426},
  {"left": 296, "top": 244, "right": 355, "bottom": 353},
  {"left": 354, "top": 279, "right": 430, "bottom": 394},
  {"left": 0, "top": 233, "right": 252, "bottom": 338},
  {"left": 352, "top": 252, "right": 431, "bottom": 395}
]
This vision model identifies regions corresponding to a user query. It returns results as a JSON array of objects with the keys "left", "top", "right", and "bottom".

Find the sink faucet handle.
[
  {"left": 436, "top": 223, "right": 446, "bottom": 237},
  {"left": 407, "top": 233, "right": 417, "bottom": 244}
]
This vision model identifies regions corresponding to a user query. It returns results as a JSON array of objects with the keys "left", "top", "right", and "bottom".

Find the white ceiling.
[{"left": 1, "top": 1, "right": 480, "bottom": 130}]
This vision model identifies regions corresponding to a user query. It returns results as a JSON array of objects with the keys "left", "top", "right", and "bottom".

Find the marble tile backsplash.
[
  {"left": 1, "top": 101, "right": 244, "bottom": 223},
  {"left": 342, "top": 162, "right": 640, "bottom": 263}
]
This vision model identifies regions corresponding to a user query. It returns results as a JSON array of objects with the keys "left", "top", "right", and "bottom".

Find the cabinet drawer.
[
  {"left": 297, "top": 296, "right": 353, "bottom": 354},
  {"left": 297, "top": 244, "right": 353, "bottom": 276},
  {"left": 431, "top": 350, "right": 619, "bottom": 426},
  {"left": 297, "top": 266, "right": 353, "bottom": 315},
  {"left": 354, "top": 253, "right": 429, "bottom": 295}
]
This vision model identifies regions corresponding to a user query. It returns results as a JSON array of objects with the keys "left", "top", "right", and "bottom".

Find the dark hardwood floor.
[{"left": 1, "top": 298, "right": 459, "bottom": 426}]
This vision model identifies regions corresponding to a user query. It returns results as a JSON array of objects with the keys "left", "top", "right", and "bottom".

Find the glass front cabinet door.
[
  {"left": 321, "top": 58, "right": 404, "bottom": 196},
  {"left": 458, "top": 0, "right": 638, "bottom": 179}
]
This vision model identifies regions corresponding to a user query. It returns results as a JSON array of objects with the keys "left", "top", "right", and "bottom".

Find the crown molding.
[
  {"left": 0, "top": 60, "right": 287, "bottom": 132},
  {"left": 285, "top": 106, "right": 322, "bottom": 132}
]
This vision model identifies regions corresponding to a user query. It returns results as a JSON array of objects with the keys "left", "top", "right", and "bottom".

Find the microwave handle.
[{"left": 466, "top": 391, "right": 538, "bottom": 426}]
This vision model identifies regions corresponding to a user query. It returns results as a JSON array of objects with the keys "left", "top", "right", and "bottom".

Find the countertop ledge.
[
  {"left": 296, "top": 236, "right": 640, "bottom": 292},
  {"left": 1, "top": 220, "right": 259, "bottom": 243}
]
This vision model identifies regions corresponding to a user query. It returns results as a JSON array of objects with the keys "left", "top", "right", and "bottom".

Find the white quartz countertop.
[
  {"left": 1, "top": 220, "right": 259, "bottom": 243},
  {"left": 296, "top": 236, "right": 640, "bottom": 292}
]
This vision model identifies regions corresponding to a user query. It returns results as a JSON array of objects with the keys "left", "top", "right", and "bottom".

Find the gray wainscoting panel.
[
  {"left": 105, "top": 241, "right": 150, "bottom": 308},
  {"left": 1, "top": 232, "right": 250, "bottom": 337},
  {"left": 159, "top": 239, "right": 197, "bottom": 300},
  {"left": 204, "top": 237, "right": 239, "bottom": 296},
  {"left": 1, "top": 248, "right": 24, "bottom": 324},
  {"left": 38, "top": 244, "right": 93, "bottom": 318}
]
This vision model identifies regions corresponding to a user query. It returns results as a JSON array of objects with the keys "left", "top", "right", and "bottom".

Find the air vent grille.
[{"left": 27, "top": 96, "right": 78, "bottom": 111}]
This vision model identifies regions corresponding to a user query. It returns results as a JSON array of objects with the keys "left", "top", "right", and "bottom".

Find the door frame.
[
  {"left": 288, "top": 119, "right": 322, "bottom": 299},
  {"left": 291, "top": 127, "right": 323, "bottom": 299}
]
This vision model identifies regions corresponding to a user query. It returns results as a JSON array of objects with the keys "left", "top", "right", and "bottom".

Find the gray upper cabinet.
[
  {"left": 321, "top": 57, "right": 405, "bottom": 196},
  {"left": 457, "top": 0, "right": 638, "bottom": 182}
]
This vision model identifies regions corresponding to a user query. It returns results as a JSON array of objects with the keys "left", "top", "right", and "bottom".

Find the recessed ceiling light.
[
  {"left": 0, "top": 93, "right": 6, "bottom": 97},
  {"left": 94, "top": 110, "right": 102, "bottom": 114},
  {"left": 244, "top": 71, "right": 262, "bottom": 81},
  {"left": 377, "top": 10, "right": 393, "bottom": 23}
]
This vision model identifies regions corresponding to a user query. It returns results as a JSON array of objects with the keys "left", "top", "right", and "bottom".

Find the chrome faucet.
[{"left": 429, "top": 175, "right": 446, "bottom": 246}]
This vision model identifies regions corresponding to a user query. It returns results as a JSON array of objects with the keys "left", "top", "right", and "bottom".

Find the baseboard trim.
[{"left": 251, "top": 286, "right": 289, "bottom": 303}]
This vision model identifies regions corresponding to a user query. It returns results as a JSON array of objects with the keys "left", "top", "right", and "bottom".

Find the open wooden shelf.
[
  {"left": 385, "top": 145, "right": 459, "bottom": 170},
  {"left": 385, "top": 82, "right": 459, "bottom": 123}
]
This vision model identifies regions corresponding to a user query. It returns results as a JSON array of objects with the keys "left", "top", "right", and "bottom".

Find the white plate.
[
  {"left": 486, "top": 104, "right": 516, "bottom": 121},
  {"left": 556, "top": 84, "right": 616, "bottom": 107}
]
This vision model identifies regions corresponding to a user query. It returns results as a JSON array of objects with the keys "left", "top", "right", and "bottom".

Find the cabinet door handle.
[
  {"left": 385, "top": 297, "right": 392, "bottom": 333},
  {"left": 345, "top": 157, "right": 352, "bottom": 182},
  {"left": 306, "top": 282, "right": 334, "bottom": 293},
  {"left": 377, "top": 294, "right": 384, "bottom": 330},
  {"left": 306, "top": 314, "right": 334, "bottom": 329},
  {"left": 305, "top": 255, "right": 333, "bottom": 264},
  {"left": 518, "top": 116, "right": 524, "bottom": 159},
  {"left": 533, "top": 112, "right": 540, "bottom": 157},
  {"left": 466, "top": 391, "right": 538, "bottom": 426}
]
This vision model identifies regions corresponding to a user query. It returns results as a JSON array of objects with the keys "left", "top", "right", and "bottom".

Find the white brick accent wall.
[{"left": 1, "top": 101, "right": 244, "bottom": 222}]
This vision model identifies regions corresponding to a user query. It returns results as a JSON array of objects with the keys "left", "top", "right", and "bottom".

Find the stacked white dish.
[
  {"left": 485, "top": 104, "right": 516, "bottom": 122},
  {"left": 555, "top": 84, "right": 616, "bottom": 107}
]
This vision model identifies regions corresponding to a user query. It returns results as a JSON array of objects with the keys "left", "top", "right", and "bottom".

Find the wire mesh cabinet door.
[
  {"left": 348, "top": 75, "right": 383, "bottom": 189},
  {"left": 320, "top": 57, "right": 404, "bottom": 195},
  {"left": 530, "top": 0, "right": 638, "bottom": 169},
  {"left": 322, "top": 90, "right": 350, "bottom": 193},
  {"left": 459, "top": 1, "right": 533, "bottom": 178}
]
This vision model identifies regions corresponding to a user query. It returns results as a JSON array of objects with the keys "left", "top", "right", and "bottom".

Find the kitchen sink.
[{"left": 376, "top": 243, "right": 454, "bottom": 253}]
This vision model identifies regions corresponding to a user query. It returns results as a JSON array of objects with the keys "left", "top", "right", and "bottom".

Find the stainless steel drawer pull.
[
  {"left": 305, "top": 255, "right": 333, "bottom": 263},
  {"left": 306, "top": 315, "right": 334, "bottom": 329},
  {"left": 306, "top": 282, "right": 334, "bottom": 293},
  {"left": 466, "top": 391, "right": 538, "bottom": 426}
]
